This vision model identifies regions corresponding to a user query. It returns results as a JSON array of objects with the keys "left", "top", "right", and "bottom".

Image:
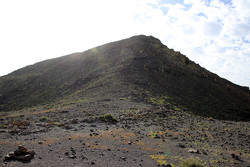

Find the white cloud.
[
  {"left": 0, "top": 0, "right": 249, "bottom": 87},
  {"left": 203, "top": 21, "right": 222, "bottom": 36},
  {"left": 150, "top": 0, "right": 250, "bottom": 87}
]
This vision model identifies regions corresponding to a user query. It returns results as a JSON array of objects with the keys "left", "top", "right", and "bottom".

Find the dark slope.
[{"left": 0, "top": 35, "right": 249, "bottom": 120}]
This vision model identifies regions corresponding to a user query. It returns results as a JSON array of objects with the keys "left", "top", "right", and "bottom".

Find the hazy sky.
[{"left": 0, "top": 0, "right": 249, "bottom": 87}]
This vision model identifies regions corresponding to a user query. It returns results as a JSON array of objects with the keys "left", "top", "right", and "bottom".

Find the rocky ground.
[{"left": 0, "top": 99, "right": 250, "bottom": 167}]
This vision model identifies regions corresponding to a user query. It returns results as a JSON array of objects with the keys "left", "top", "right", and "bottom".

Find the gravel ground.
[{"left": 1, "top": 99, "right": 250, "bottom": 167}]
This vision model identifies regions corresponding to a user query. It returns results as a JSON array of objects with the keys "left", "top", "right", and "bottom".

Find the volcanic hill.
[
  {"left": 1, "top": 35, "right": 250, "bottom": 167},
  {"left": 0, "top": 35, "right": 249, "bottom": 120}
]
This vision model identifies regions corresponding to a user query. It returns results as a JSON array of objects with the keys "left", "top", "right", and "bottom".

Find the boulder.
[{"left": 4, "top": 145, "right": 35, "bottom": 162}]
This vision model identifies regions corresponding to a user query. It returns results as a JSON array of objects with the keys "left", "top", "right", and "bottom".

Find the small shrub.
[
  {"left": 46, "top": 121, "right": 54, "bottom": 127},
  {"left": 39, "top": 117, "right": 48, "bottom": 122},
  {"left": 12, "top": 120, "right": 30, "bottom": 128},
  {"left": 0, "top": 124, "right": 6, "bottom": 128},
  {"left": 180, "top": 158, "right": 205, "bottom": 167},
  {"left": 71, "top": 119, "right": 78, "bottom": 124},
  {"left": 150, "top": 130, "right": 160, "bottom": 138},
  {"left": 99, "top": 114, "right": 117, "bottom": 123},
  {"left": 151, "top": 132, "right": 157, "bottom": 138}
]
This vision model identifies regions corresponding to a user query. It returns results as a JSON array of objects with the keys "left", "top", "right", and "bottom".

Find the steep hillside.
[{"left": 0, "top": 35, "right": 249, "bottom": 120}]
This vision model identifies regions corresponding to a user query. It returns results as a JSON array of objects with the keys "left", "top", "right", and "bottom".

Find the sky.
[{"left": 0, "top": 0, "right": 249, "bottom": 87}]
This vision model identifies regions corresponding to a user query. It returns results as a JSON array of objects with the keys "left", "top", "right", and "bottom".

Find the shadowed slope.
[{"left": 0, "top": 35, "right": 249, "bottom": 120}]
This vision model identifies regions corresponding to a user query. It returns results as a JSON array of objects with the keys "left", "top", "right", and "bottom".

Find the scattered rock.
[
  {"left": 14, "top": 145, "right": 27, "bottom": 155},
  {"left": 8, "top": 151, "right": 15, "bottom": 157},
  {"left": 93, "top": 132, "right": 99, "bottom": 136},
  {"left": 231, "top": 153, "right": 241, "bottom": 160},
  {"left": 172, "top": 136, "right": 178, "bottom": 140},
  {"left": 188, "top": 148, "right": 199, "bottom": 154},
  {"left": 64, "top": 125, "right": 73, "bottom": 130},
  {"left": 161, "top": 163, "right": 172, "bottom": 167},
  {"left": 4, "top": 154, "right": 11, "bottom": 160},
  {"left": 70, "top": 155, "right": 76, "bottom": 159},
  {"left": 65, "top": 148, "right": 77, "bottom": 159},
  {"left": 153, "top": 134, "right": 161, "bottom": 139},
  {"left": 0, "top": 129, "right": 7, "bottom": 133},
  {"left": 4, "top": 145, "right": 35, "bottom": 162},
  {"left": 60, "top": 110, "right": 69, "bottom": 114},
  {"left": 21, "top": 154, "right": 33, "bottom": 161},
  {"left": 178, "top": 143, "right": 186, "bottom": 148},
  {"left": 201, "top": 150, "right": 207, "bottom": 155}
]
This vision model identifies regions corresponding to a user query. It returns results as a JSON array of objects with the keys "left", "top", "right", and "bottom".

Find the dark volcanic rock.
[{"left": 5, "top": 145, "right": 35, "bottom": 162}]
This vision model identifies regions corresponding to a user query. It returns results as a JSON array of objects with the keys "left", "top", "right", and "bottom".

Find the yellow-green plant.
[{"left": 180, "top": 158, "right": 205, "bottom": 167}]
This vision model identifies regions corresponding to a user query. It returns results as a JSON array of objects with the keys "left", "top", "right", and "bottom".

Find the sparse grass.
[
  {"left": 149, "top": 154, "right": 167, "bottom": 165},
  {"left": 173, "top": 105, "right": 181, "bottom": 111},
  {"left": 149, "top": 97, "right": 165, "bottom": 105},
  {"left": 150, "top": 130, "right": 157, "bottom": 138},
  {"left": 171, "top": 116, "right": 177, "bottom": 119},
  {"left": 180, "top": 158, "right": 205, "bottom": 167},
  {"left": 149, "top": 96, "right": 183, "bottom": 113}
]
